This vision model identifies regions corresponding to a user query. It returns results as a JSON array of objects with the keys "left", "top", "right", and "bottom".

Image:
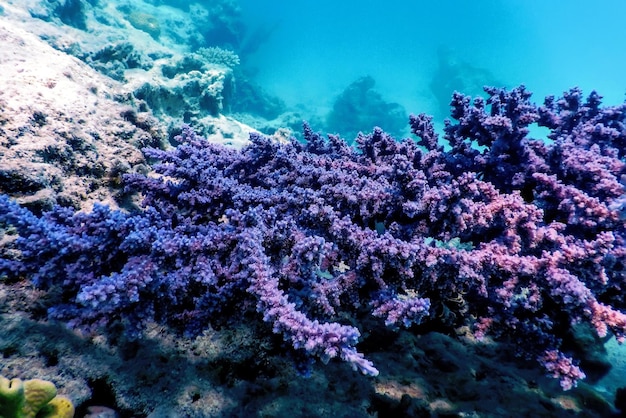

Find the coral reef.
[
  {"left": 326, "top": 76, "right": 407, "bottom": 142},
  {"left": 143, "top": 0, "right": 247, "bottom": 50},
  {"left": 129, "top": 50, "right": 281, "bottom": 136},
  {"left": 125, "top": 11, "right": 161, "bottom": 40},
  {"left": 429, "top": 46, "right": 503, "bottom": 120},
  {"left": 6, "top": 0, "right": 280, "bottom": 144},
  {"left": 152, "top": 49, "right": 284, "bottom": 122},
  {"left": 1, "top": 86, "right": 625, "bottom": 392},
  {"left": 84, "top": 42, "right": 153, "bottom": 82},
  {"left": 3, "top": 1, "right": 626, "bottom": 414},
  {"left": 0, "top": 21, "right": 156, "bottom": 212},
  {"left": 196, "top": 47, "right": 241, "bottom": 69},
  {"left": 229, "top": 75, "right": 286, "bottom": 120},
  {"left": 134, "top": 66, "right": 231, "bottom": 118},
  {"left": 0, "top": 375, "right": 74, "bottom": 418}
]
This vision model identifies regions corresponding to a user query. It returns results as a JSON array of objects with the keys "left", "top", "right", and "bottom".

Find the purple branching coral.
[{"left": 1, "top": 86, "right": 625, "bottom": 389}]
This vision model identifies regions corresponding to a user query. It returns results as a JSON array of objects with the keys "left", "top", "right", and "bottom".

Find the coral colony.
[{"left": 1, "top": 86, "right": 625, "bottom": 390}]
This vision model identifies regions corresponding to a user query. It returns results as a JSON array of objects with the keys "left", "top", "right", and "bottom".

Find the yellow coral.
[
  {"left": 39, "top": 396, "right": 75, "bottom": 418},
  {"left": 0, "top": 377, "right": 25, "bottom": 418},
  {"left": 0, "top": 376, "right": 74, "bottom": 418},
  {"left": 21, "top": 379, "right": 57, "bottom": 418}
]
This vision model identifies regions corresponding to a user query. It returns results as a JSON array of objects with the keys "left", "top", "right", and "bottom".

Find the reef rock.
[{"left": 0, "top": 16, "right": 158, "bottom": 211}]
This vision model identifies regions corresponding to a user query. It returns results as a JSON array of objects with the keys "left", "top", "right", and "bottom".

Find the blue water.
[{"left": 239, "top": 0, "right": 626, "bottom": 131}]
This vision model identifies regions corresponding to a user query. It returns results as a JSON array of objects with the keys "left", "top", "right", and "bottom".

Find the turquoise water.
[{"left": 239, "top": 0, "right": 626, "bottom": 132}]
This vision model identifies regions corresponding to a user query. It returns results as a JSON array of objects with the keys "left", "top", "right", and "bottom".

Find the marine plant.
[{"left": 0, "top": 86, "right": 624, "bottom": 390}]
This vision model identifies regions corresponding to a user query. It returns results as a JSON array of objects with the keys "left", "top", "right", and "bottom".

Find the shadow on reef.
[
  {"left": 0, "top": 280, "right": 621, "bottom": 417},
  {"left": 31, "top": 0, "right": 94, "bottom": 31},
  {"left": 0, "top": 282, "right": 288, "bottom": 417},
  {"left": 0, "top": 279, "right": 377, "bottom": 417}
]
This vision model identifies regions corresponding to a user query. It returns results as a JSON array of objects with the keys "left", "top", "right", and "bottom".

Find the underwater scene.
[{"left": 0, "top": 0, "right": 625, "bottom": 417}]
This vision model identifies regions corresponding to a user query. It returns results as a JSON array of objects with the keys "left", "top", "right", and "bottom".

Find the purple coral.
[
  {"left": 1, "top": 86, "right": 625, "bottom": 389},
  {"left": 538, "top": 350, "right": 587, "bottom": 391}
]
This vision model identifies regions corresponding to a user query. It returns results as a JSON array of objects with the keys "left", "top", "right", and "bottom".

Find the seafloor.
[{"left": 0, "top": 1, "right": 625, "bottom": 417}]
